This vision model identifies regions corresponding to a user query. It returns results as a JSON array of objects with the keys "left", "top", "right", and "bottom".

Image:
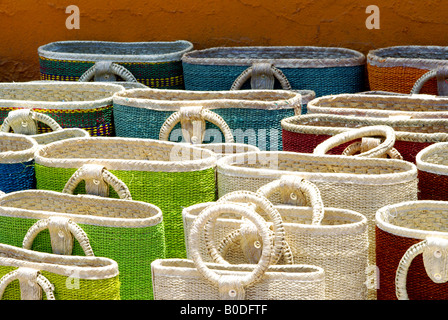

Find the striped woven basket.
[
  {"left": 183, "top": 177, "right": 369, "bottom": 300},
  {"left": 33, "top": 137, "right": 217, "bottom": 259},
  {"left": 0, "top": 166, "right": 164, "bottom": 300},
  {"left": 38, "top": 40, "right": 193, "bottom": 89},
  {"left": 367, "top": 46, "right": 448, "bottom": 95},
  {"left": 153, "top": 201, "right": 326, "bottom": 300},
  {"left": 113, "top": 88, "right": 305, "bottom": 151},
  {"left": 0, "top": 133, "right": 38, "bottom": 193},
  {"left": 0, "top": 243, "right": 120, "bottom": 300},
  {"left": 0, "top": 82, "right": 124, "bottom": 137},
  {"left": 376, "top": 201, "right": 448, "bottom": 300},
  {"left": 181, "top": 46, "right": 366, "bottom": 97}
]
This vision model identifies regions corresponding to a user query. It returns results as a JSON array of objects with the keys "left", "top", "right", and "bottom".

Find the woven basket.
[
  {"left": 183, "top": 177, "right": 369, "bottom": 300},
  {"left": 181, "top": 46, "right": 366, "bottom": 97},
  {"left": 0, "top": 165, "right": 164, "bottom": 300},
  {"left": 376, "top": 200, "right": 448, "bottom": 300},
  {"left": 113, "top": 88, "right": 304, "bottom": 151},
  {"left": 38, "top": 40, "right": 193, "bottom": 89},
  {"left": 0, "top": 243, "right": 120, "bottom": 300},
  {"left": 367, "top": 46, "right": 448, "bottom": 95},
  {"left": 153, "top": 201, "right": 326, "bottom": 300},
  {"left": 0, "top": 133, "right": 38, "bottom": 193},
  {"left": 281, "top": 114, "right": 448, "bottom": 164},
  {"left": 33, "top": 137, "right": 216, "bottom": 259},
  {"left": 0, "top": 82, "right": 124, "bottom": 137},
  {"left": 196, "top": 143, "right": 260, "bottom": 159}
]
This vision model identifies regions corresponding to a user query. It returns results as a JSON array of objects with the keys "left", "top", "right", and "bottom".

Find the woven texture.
[{"left": 0, "top": 161, "right": 35, "bottom": 193}]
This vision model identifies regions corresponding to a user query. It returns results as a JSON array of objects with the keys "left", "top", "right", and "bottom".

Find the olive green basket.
[
  {"left": 33, "top": 137, "right": 217, "bottom": 259},
  {"left": 0, "top": 243, "right": 120, "bottom": 300}
]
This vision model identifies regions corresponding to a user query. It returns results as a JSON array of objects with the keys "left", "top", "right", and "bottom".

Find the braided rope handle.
[
  {"left": 0, "top": 109, "right": 62, "bottom": 135},
  {"left": 342, "top": 140, "right": 403, "bottom": 160},
  {"left": 230, "top": 63, "right": 292, "bottom": 90},
  {"left": 159, "top": 106, "right": 235, "bottom": 144},
  {"left": 411, "top": 66, "right": 448, "bottom": 95},
  {"left": 313, "top": 125, "right": 397, "bottom": 158},
  {"left": 189, "top": 202, "right": 273, "bottom": 299},
  {"left": 22, "top": 217, "right": 94, "bottom": 257},
  {"left": 62, "top": 164, "right": 132, "bottom": 200},
  {"left": 256, "top": 176, "right": 325, "bottom": 225},
  {"left": 78, "top": 61, "right": 138, "bottom": 82},
  {"left": 0, "top": 268, "right": 55, "bottom": 300}
]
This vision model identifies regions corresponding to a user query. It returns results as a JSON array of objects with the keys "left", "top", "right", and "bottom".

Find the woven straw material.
[
  {"left": 367, "top": 46, "right": 448, "bottom": 94},
  {"left": 33, "top": 137, "right": 217, "bottom": 259},
  {"left": 183, "top": 201, "right": 369, "bottom": 300},
  {"left": 0, "top": 82, "right": 124, "bottom": 137},
  {"left": 113, "top": 88, "right": 304, "bottom": 151},
  {"left": 0, "top": 189, "right": 164, "bottom": 300},
  {"left": 181, "top": 46, "right": 366, "bottom": 97},
  {"left": 0, "top": 133, "right": 38, "bottom": 193},
  {"left": 38, "top": 40, "right": 193, "bottom": 89},
  {"left": 376, "top": 201, "right": 448, "bottom": 300},
  {"left": 0, "top": 243, "right": 120, "bottom": 300}
]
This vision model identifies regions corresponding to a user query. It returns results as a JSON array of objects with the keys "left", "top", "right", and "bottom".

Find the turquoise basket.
[
  {"left": 181, "top": 46, "right": 366, "bottom": 97},
  {"left": 113, "top": 89, "right": 308, "bottom": 151}
]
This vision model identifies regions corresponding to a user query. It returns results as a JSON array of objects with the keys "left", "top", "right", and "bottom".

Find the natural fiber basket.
[
  {"left": 367, "top": 46, "right": 448, "bottom": 95},
  {"left": 376, "top": 200, "right": 448, "bottom": 300},
  {"left": 0, "top": 243, "right": 120, "bottom": 300},
  {"left": 113, "top": 88, "right": 303, "bottom": 151},
  {"left": 0, "top": 133, "right": 38, "bottom": 193},
  {"left": 0, "top": 165, "right": 164, "bottom": 300},
  {"left": 0, "top": 82, "right": 124, "bottom": 137},
  {"left": 281, "top": 114, "right": 448, "bottom": 164},
  {"left": 33, "top": 137, "right": 216, "bottom": 259},
  {"left": 183, "top": 177, "right": 369, "bottom": 300},
  {"left": 153, "top": 201, "right": 326, "bottom": 300},
  {"left": 181, "top": 46, "right": 366, "bottom": 97},
  {"left": 195, "top": 143, "right": 260, "bottom": 159},
  {"left": 38, "top": 40, "right": 193, "bottom": 89}
]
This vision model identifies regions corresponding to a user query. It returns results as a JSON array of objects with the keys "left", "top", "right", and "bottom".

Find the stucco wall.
[{"left": 1, "top": 0, "right": 447, "bottom": 82}]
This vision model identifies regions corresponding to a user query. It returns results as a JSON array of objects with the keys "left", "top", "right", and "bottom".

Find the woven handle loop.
[
  {"left": 411, "top": 66, "right": 448, "bottom": 96},
  {"left": 231, "top": 62, "right": 292, "bottom": 90},
  {"left": 159, "top": 106, "right": 234, "bottom": 144},
  {"left": 313, "top": 125, "right": 397, "bottom": 158},
  {"left": 256, "top": 176, "right": 324, "bottom": 225},
  {"left": 0, "top": 268, "right": 55, "bottom": 300},
  {"left": 0, "top": 109, "right": 62, "bottom": 135},
  {"left": 78, "top": 61, "right": 138, "bottom": 82},
  {"left": 62, "top": 164, "right": 132, "bottom": 200},
  {"left": 342, "top": 139, "right": 403, "bottom": 160},
  {"left": 22, "top": 217, "right": 94, "bottom": 257},
  {"left": 189, "top": 202, "right": 273, "bottom": 299}
]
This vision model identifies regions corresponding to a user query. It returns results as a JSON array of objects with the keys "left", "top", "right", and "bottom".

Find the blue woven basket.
[
  {"left": 181, "top": 46, "right": 366, "bottom": 97},
  {"left": 0, "top": 133, "right": 38, "bottom": 193},
  {"left": 113, "top": 89, "right": 305, "bottom": 151}
]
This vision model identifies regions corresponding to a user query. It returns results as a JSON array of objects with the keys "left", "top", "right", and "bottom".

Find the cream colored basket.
[{"left": 153, "top": 201, "right": 326, "bottom": 300}]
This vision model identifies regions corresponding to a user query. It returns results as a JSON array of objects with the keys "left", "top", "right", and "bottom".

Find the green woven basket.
[
  {"left": 33, "top": 137, "right": 217, "bottom": 259},
  {"left": 0, "top": 243, "right": 120, "bottom": 300}
]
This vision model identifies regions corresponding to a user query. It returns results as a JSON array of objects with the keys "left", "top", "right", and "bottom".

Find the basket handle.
[
  {"left": 189, "top": 202, "right": 273, "bottom": 300},
  {"left": 396, "top": 237, "right": 448, "bottom": 300},
  {"left": 313, "top": 125, "right": 398, "bottom": 158},
  {"left": 22, "top": 216, "right": 94, "bottom": 256},
  {"left": 411, "top": 66, "right": 448, "bottom": 96},
  {"left": 231, "top": 62, "right": 292, "bottom": 90},
  {"left": 78, "top": 61, "right": 138, "bottom": 82},
  {"left": 62, "top": 164, "right": 132, "bottom": 200},
  {"left": 0, "top": 267, "right": 55, "bottom": 300},
  {"left": 159, "top": 106, "right": 235, "bottom": 144},
  {"left": 0, "top": 109, "right": 62, "bottom": 135}
]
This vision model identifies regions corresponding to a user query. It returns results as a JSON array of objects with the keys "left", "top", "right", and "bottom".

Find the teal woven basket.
[
  {"left": 38, "top": 40, "right": 193, "bottom": 89},
  {"left": 113, "top": 88, "right": 308, "bottom": 151},
  {"left": 181, "top": 46, "right": 366, "bottom": 97},
  {"left": 33, "top": 137, "right": 217, "bottom": 260}
]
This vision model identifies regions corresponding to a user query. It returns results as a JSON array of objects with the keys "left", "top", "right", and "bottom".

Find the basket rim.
[
  {"left": 416, "top": 142, "right": 448, "bottom": 175},
  {"left": 0, "top": 132, "right": 38, "bottom": 164},
  {"left": 38, "top": 40, "right": 194, "bottom": 63},
  {"left": 0, "top": 243, "right": 119, "bottom": 280},
  {"left": 181, "top": 46, "right": 366, "bottom": 68},
  {"left": 31, "top": 128, "right": 90, "bottom": 146}
]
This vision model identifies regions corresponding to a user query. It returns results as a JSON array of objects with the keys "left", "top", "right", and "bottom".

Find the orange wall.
[{"left": 1, "top": 0, "right": 448, "bottom": 82}]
